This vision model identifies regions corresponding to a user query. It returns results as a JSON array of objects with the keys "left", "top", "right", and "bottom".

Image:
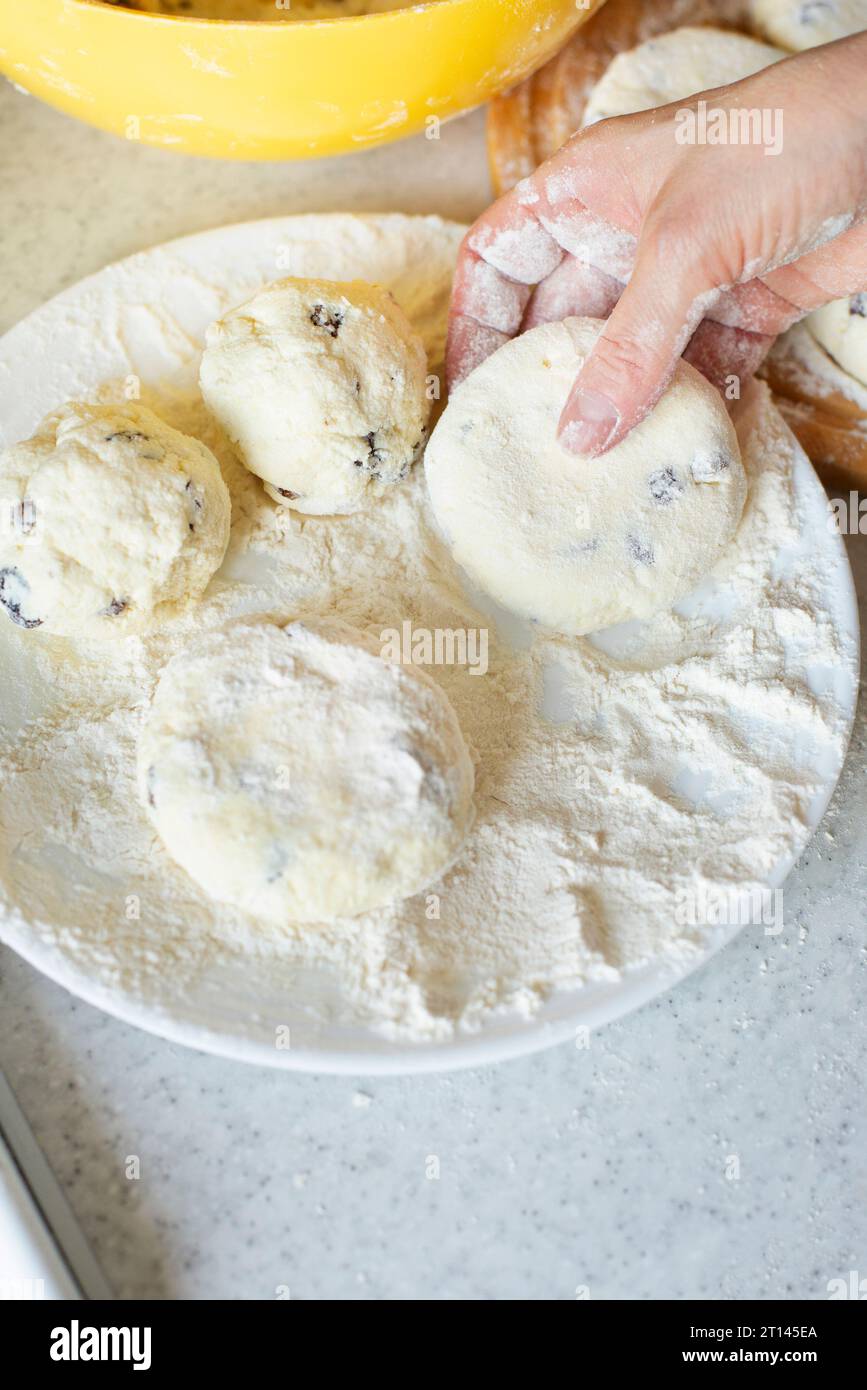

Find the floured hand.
[{"left": 448, "top": 31, "right": 867, "bottom": 455}]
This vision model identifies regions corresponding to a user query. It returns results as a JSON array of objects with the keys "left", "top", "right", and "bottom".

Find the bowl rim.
[{"left": 73, "top": 0, "right": 514, "bottom": 27}]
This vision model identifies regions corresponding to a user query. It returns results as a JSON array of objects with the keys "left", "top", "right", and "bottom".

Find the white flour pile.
[
  {"left": 0, "top": 216, "right": 856, "bottom": 1048},
  {"left": 0, "top": 382, "right": 853, "bottom": 1044}
]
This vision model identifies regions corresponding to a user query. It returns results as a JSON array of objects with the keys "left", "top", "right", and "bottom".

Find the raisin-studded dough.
[
  {"left": 424, "top": 318, "right": 747, "bottom": 637},
  {"left": 199, "top": 278, "right": 430, "bottom": 516},
  {"left": 0, "top": 402, "right": 230, "bottom": 638},
  {"left": 138, "top": 616, "right": 475, "bottom": 923},
  {"left": 750, "top": 0, "right": 867, "bottom": 50},
  {"left": 582, "top": 25, "right": 785, "bottom": 127},
  {"left": 806, "top": 294, "right": 867, "bottom": 389}
]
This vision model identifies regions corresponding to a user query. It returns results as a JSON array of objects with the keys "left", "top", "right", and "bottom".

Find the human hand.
[{"left": 447, "top": 33, "right": 867, "bottom": 456}]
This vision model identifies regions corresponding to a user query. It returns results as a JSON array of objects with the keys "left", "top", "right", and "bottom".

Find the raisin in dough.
[
  {"left": 199, "top": 278, "right": 429, "bottom": 516},
  {"left": 806, "top": 294, "right": 867, "bottom": 388},
  {"left": 0, "top": 402, "right": 230, "bottom": 638},
  {"left": 138, "top": 616, "right": 475, "bottom": 923},
  {"left": 424, "top": 318, "right": 747, "bottom": 637},
  {"left": 582, "top": 26, "right": 786, "bottom": 127},
  {"left": 750, "top": 0, "right": 867, "bottom": 50}
]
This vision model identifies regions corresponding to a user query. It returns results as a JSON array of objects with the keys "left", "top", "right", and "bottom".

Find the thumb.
[{"left": 557, "top": 233, "right": 719, "bottom": 458}]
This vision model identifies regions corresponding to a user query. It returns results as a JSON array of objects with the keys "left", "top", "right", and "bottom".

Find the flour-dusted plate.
[{"left": 0, "top": 215, "right": 859, "bottom": 1074}]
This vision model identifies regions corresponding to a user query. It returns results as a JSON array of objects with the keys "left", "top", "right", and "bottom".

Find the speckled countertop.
[{"left": 1, "top": 79, "right": 866, "bottom": 1302}]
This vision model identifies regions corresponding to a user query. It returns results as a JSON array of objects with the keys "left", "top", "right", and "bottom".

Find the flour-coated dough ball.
[
  {"left": 750, "top": 0, "right": 867, "bottom": 50},
  {"left": 425, "top": 318, "right": 747, "bottom": 637},
  {"left": 199, "top": 278, "right": 430, "bottom": 515},
  {"left": 0, "top": 402, "right": 230, "bottom": 638},
  {"left": 806, "top": 293, "right": 867, "bottom": 388},
  {"left": 582, "top": 26, "right": 786, "bottom": 126},
  {"left": 138, "top": 616, "right": 475, "bottom": 923}
]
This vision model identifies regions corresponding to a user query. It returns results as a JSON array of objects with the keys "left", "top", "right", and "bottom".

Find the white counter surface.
[{"left": 1, "top": 78, "right": 865, "bottom": 1301}]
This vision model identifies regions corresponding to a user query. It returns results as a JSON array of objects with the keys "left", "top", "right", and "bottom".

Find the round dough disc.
[
  {"left": 138, "top": 615, "right": 475, "bottom": 923},
  {"left": 424, "top": 317, "right": 747, "bottom": 637},
  {"left": 0, "top": 401, "right": 230, "bottom": 638},
  {"left": 806, "top": 294, "right": 867, "bottom": 389},
  {"left": 582, "top": 26, "right": 786, "bottom": 126},
  {"left": 750, "top": 0, "right": 867, "bottom": 51}
]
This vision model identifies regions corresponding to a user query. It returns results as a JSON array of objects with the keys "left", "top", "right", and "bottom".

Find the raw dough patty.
[
  {"left": 424, "top": 318, "right": 747, "bottom": 637},
  {"left": 0, "top": 402, "right": 230, "bottom": 637},
  {"left": 138, "top": 615, "right": 475, "bottom": 923},
  {"left": 806, "top": 293, "right": 867, "bottom": 388},
  {"left": 750, "top": 0, "right": 867, "bottom": 50},
  {"left": 582, "top": 25, "right": 785, "bottom": 126},
  {"left": 199, "top": 277, "right": 430, "bottom": 515}
]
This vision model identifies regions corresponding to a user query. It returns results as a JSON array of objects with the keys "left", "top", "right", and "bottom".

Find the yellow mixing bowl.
[{"left": 0, "top": 0, "right": 606, "bottom": 160}]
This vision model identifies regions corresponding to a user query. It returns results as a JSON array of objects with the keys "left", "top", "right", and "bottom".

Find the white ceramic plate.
[{"left": 0, "top": 215, "right": 859, "bottom": 1074}]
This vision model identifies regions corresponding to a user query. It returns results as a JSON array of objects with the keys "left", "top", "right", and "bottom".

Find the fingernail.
[{"left": 558, "top": 388, "right": 620, "bottom": 457}]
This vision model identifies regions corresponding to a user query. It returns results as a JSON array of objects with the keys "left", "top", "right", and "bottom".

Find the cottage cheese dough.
[
  {"left": 805, "top": 293, "right": 867, "bottom": 387},
  {"left": 138, "top": 616, "right": 475, "bottom": 923},
  {"left": 750, "top": 0, "right": 867, "bottom": 50},
  {"left": 425, "top": 318, "right": 747, "bottom": 637},
  {"left": 199, "top": 277, "right": 430, "bottom": 515},
  {"left": 0, "top": 402, "right": 230, "bottom": 638},
  {"left": 582, "top": 26, "right": 786, "bottom": 126}
]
